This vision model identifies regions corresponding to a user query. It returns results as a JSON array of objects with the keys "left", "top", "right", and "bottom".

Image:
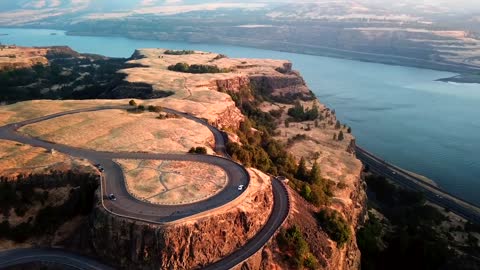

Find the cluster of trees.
[
  {"left": 164, "top": 50, "right": 195, "bottom": 55},
  {"left": 333, "top": 131, "right": 345, "bottom": 141},
  {"left": 127, "top": 102, "right": 163, "bottom": 114},
  {"left": 287, "top": 102, "right": 319, "bottom": 122},
  {"left": 0, "top": 56, "right": 128, "bottom": 102},
  {"left": 168, "top": 63, "right": 230, "bottom": 74},
  {"left": 316, "top": 209, "right": 351, "bottom": 247},
  {"left": 188, "top": 147, "right": 207, "bottom": 154},
  {"left": 224, "top": 84, "right": 333, "bottom": 206},
  {"left": 357, "top": 175, "right": 458, "bottom": 270},
  {"left": 0, "top": 177, "right": 47, "bottom": 217},
  {"left": 0, "top": 173, "right": 98, "bottom": 243},
  {"left": 277, "top": 225, "right": 319, "bottom": 269},
  {"left": 296, "top": 158, "right": 333, "bottom": 206},
  {"left": 225, "top": 110, "right": 295, "bottom": 176}
]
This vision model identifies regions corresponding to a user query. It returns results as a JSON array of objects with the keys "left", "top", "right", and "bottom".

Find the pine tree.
[
  {"left": 333, "top": 133, "right": 337, "bottom": 140},
  {"left": 335, "top": 120, "right": 341, "bottom": 129},
  {"left": 309, "top": 161, "right": 322, "bottom": 185},
  {"left": 338, "top": 131, "right": 344, "bottom": 141},
  {"left": 296, "top": 157, "right": 308, "bottom": 181}
]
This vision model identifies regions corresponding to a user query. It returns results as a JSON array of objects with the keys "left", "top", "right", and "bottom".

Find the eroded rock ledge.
[{"left": 89, "top": 169, "right": 273, "bottom": 269}]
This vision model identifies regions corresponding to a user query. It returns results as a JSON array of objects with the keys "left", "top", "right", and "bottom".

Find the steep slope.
[{"left": 0, "top": 47, "right": 366, "bottom": 269}]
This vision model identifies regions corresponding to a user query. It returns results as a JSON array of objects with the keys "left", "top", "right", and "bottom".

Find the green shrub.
[
  {"left": 129, "top": 100, "right": 137, "bottom": 106},
  {"left": 304, "top": 253, "right": 319, "bottom": 269},
  {"left": 148, "top": 105, "right": 162, "bottom": 113},
  {"left": 168, "top": 63, "right": 229, "bottom": 74},
  {"left": 164, "top": 50, "right": 195, "bottom": 55},
  {"left": 277, "top": 225, "right": 318, "bottom": 268},
  {"left": 316, "top": 209, "right": 351, "bottom": 247},
  {"left": 188, "top": 147, "right": 207, "bottom": 154},
  {"left": 213, "top": 54, "right": 227, "bottom": 60},
  {"left": 287, "top": 102, "right": 319, "bottom": 122},
  {"left": 269, "top": 109, "right": 283, "bottom": 118}
]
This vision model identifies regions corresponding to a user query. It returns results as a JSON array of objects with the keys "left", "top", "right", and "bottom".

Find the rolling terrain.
[
  {"left": 0, "top": 47, "right": 365, "bottom": 269},
  {"left": 2, "top": 1, "right": 480, "bottom": 81}
]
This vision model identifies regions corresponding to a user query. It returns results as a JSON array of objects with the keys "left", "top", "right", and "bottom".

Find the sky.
[{"left": 1, "top": 0, "right": 480, "bottom": 15}]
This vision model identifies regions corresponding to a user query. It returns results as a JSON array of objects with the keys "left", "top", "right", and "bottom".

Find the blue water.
[{"left": 1, "top": 28, "right": 480, "bottom": 205}]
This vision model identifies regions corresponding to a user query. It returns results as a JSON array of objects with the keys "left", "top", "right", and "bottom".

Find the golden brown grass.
[
  {"left": 259, "top": 100, "right": 362, "bottom": 207},
  {"left": 0, "top": 99, "right": 129, "bottom": 126},
  {"left": 19, "top": 109, "right": 214, "bottom": 154},
  {"left": 0, "top": 46, "right": 49, "bottom": 71},
  {"left": 119, "top": 48, "right": 290, "bottom": 123},
  {"left": 0, "top": 139, "right": 82, "bottom": 177},
  {"left": 116, "top": 159, "right": 227, "bottom": 205}
]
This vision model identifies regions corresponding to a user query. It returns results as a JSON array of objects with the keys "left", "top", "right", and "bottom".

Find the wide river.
[{"left": 1, "top": 28, "right": 480, "bottom": 205}]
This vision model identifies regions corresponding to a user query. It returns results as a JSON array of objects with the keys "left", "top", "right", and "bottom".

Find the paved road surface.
[
  {"left": 0, "top": 248, "right": 114, "bottom": 270},
  {"left": 0, "top": 106, "right": 290, "bottom": 269},
  {"left": 356, "top": 146, "right": 480, "bottom": 224}
]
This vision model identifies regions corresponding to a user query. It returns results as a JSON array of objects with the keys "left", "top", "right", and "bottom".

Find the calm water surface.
[{"left": 1, "top": 28, "right": 479, "bottom": 205}]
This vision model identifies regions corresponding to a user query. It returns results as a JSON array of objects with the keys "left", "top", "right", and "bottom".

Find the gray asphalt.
[
  {"left": 0, "top": 106, "right": 290, "bottom": 269},
  {"left": 356, "top": 146, "right": 480, "bottom": 224},
  {"left": 0, "top": 248, "right": 114, "bottom": 270}
]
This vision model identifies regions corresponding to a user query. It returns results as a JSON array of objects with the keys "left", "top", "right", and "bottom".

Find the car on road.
[
  {"left": 99, "top": 167, "right": 105, "bottom": 173},
  {"left": 108, "top": 194, "right": 117, "bottom": 201},
  {"left": 238, "top": 185, "right": 244, "bottom": 191}
]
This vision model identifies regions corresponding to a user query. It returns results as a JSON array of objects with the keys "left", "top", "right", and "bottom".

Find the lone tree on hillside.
[
  {"left": 338, "top": 131, "right": 344, "bottom": 141},
  {"left": 335, "top": 120, "right": 341, "bottom": 129},
  {"left": 309, "top": 161, "right": 322, "bottom": 185},
  {"left": 333, "top": 133, "right": 337, "bottom": 141},
  {"left": 296, "top": 157, "right": 308, "bottom": 181},
  {"left": 347, "top": 126, "right": 352, "bottom": 133},
  {"left": 129, "top": 100, "right": 137, "bottom": 106}
]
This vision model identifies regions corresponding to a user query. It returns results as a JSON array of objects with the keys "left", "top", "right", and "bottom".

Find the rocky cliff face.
[
  {"left": 220, "top": 63, "right": 367, "bottom": 270},
  {"left": 215, "top": 70, "right": 310, "bottom": 98},
  {"left": 88, "top": 170, "right": 273, "bottom": 270},
  {"left": 238, "top": 179, "right": 366, "bottom": 270}
]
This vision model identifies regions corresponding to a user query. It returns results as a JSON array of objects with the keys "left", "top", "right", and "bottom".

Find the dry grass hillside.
[
  {"left": 116, "top": 159, "right": 227, "bottom": 205},
  {"left": 19, "top": 109, "right": 215, "bottom": 154},
  {"left": 0, "top": 46, "right": 49, "bottom": 71},
  {"left": 0, "top": 139, "right": 90, "bottom": 178}
]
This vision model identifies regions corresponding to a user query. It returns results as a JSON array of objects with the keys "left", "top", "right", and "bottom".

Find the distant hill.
[{"left": 1, "top": 1, "right": 480, "bottom": 76}]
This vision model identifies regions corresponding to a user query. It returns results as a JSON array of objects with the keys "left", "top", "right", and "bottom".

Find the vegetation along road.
[
  {"left": 356, "top": 146, "right": 480, "bottom": 224},
  {"left": 0, "top": 105, "right": 290, "bottom": 269}
]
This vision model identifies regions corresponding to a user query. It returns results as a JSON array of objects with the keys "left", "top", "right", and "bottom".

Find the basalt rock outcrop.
[{"left": 88, "top": 171, "right": 273, "bottom": 270}]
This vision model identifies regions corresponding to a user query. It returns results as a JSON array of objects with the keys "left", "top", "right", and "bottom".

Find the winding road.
[
  {"left": 356, "top": 146, "right": 480, "bottom": 224},
  {"left": 0, "top": 106, "right": 290, "bottom": 269}
]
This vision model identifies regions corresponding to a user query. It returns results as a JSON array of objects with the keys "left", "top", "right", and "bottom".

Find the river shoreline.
[
  {"left": 436, "top": 74, "right": 480, "bottom": 84},
  {"left": 1, "top": 27, "right": 479, "bottom": 205},
  {"left": 66, "top": 30, "right": 480, "bottom": 81}
]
